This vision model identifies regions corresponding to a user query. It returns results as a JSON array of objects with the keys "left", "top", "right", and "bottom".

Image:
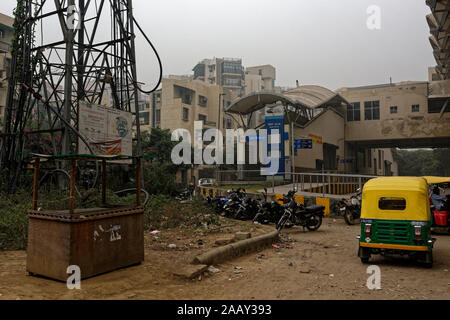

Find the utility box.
[{"left": 26, "top": 154, "right": 145, "bottom": 281}]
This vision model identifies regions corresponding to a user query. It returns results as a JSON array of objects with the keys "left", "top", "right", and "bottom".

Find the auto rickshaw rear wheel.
[
  {"left": 418, "top": 251, "right": 433, "bottom": 268},
  {"left": 359, "top": 247, "right": 371, "bottom": 263}
]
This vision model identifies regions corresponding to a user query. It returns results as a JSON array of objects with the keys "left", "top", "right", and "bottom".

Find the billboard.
[{"left": 78, "top": 102, "right": 133, "bottom": 157}]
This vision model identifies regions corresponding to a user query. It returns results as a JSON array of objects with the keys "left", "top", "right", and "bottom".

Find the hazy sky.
[{"left": 0, "top": 0, "right": 435, "bottom": 91}]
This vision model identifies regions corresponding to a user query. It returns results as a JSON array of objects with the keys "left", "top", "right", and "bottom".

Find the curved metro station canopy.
[{"left": 226, "top": 85, "right": 350, "bottom": 116}]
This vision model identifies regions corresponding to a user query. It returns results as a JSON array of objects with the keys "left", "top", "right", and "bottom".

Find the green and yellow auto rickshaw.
[{"left": 357, "top": 177, "right": 435, "bottom": 268}]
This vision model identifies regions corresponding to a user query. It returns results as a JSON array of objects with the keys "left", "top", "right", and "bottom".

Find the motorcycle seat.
[{"left": 305, "top": 205, "right": 325, "bottom": 212}]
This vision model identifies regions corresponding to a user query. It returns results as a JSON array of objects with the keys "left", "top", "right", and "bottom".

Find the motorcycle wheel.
[
  {"left": 344, "top": 208, "right": 359, "bottom": 225},
  {"left": 306, "top": 215, "right": 322, "bottom": 231},
  {"left": 253, "top": 212, "right": 265, "bottom": 224},
  {"left": 234, "top": 208, "right": 245, "bottom": 220},
  {"left": 276, "top": 213, "right": 290, "bottom": 231}
]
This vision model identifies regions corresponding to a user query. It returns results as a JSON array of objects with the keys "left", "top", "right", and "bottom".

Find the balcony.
[
  {"left": 204, "top": 120, "right": 217, "bottom": 127},
  {"left": 0, "top": 40, "right": 10, "bottom": 53}
]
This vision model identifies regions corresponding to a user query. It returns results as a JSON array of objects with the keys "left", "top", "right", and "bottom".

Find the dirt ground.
[{"left": 0, "top": 217, "right": 449, "bottom": 300}]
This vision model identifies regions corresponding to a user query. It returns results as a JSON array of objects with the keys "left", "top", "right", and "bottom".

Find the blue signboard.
[
  {"left": 246, "top": 134, "right": 267, "bottom": 142},
  {"left": 294, "top": 139, "right": 313, "bottom": 150},
  {"left": 265, "top": 116, "right": 285, "bottom": 175}
]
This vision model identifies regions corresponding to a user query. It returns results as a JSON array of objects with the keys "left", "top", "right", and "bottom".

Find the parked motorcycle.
[
  {"left": 337, "top": 189, "right": 362, "bottom": 225},
  {"left": 222, "top": 188, "right": 246, "bottom": 217},
  {"left": 276, "top": 195, "right": 324, "bottom": 232},
  {"left": 234, "top": 195, "right": 260, "bottom": 220},
  {"left": 176, "top": 185, "right": 195, "bottom": 201},
  {"left": 253, "top": 188, "right": 292, "bottom": 224}
]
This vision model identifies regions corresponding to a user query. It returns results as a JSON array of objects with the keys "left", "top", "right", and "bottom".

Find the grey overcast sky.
[{"left": 0, "top": 0, "right": 435, "bottom": 90}]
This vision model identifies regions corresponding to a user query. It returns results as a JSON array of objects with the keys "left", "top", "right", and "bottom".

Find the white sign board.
[{"left": 78, "top": 102, "right": 133, "bottom": 157}]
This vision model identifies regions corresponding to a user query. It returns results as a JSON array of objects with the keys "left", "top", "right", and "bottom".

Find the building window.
[
  {"left": 428, "top": 98, "right": 450, "bottom": 113},
  {"left": 182, "top": 107, "right": 189, "bottom": 121},
  {"left": 222, "top": 77, "right": 241, "bottom": 87},
  {"left": 222, "top": 61, "right": 242, "bottom": 74},
  {"left": 139, "top": 112, "right": 150, "bottom": 125},
  {"left": 174, "top": 85, "right": 195, "bottom": 105},
  {"left": 364, "top": 101, "right": 380, "bottom": 120},
  {"left": 155, "top": 109, "right": 161, "bottom": 123},
  {"left": 198, "top": 114, "right": 207, "bottom": 123},
  {"left": 411, "top": 104, "right": 419, "bottom": 112},
  {"left": 347, "top": 102, "right": 360, "bottom": 121},
  {"left": 198, "top": 95, "right": 208, "bottom": 107},
  {"left": 390, "top": 106, "right": 397, "bottom": 114}
]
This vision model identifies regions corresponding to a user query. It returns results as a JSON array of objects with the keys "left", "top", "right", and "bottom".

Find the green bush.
[
  {"left": 143, "top": 162, "right": 183, "bottom": 196},
  {"left": 0, "top": 192, "right": 30, "bottom": 250},
  {"left": 0, "top": 189, "right": 219, "bottom": 250},
  {"left": 143, "top": 195, "right": 219, "bottom": 230}
]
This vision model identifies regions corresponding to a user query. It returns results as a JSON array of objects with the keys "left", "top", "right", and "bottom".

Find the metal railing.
[
  {"left": 215, "top": 169, "right": 378, "bottom": 196},
  {"left": 292, "top": 172, "right": 378, "bottom": 197}
]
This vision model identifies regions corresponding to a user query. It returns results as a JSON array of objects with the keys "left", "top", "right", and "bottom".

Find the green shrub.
[
  {"left": 143, "top": 195, "right": 219, "bottom": 230},
  {"left": 0, "top": 189, "right": 218, "bottom": 250},
  {"left": 143, "top": 162, "right": 183, "bottom": 196},
  {"left": 0, "top": 192, "right": 30, "bottom": 250}
]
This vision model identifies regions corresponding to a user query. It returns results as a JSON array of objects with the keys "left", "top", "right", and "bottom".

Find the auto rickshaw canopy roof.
[
  {"left": 423, "top": 176, "right": 450, "bottom": 184},
  {"left": 361, "top": 177, "right": 431, "bottom": 221}
]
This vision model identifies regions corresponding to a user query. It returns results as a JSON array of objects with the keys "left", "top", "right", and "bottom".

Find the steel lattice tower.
[{"left": 0, "top": 0, "right": 156, "bottom": 192}]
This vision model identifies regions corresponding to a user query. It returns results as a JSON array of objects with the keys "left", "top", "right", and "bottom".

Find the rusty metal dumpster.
[{"left": 26, "top": 154, "right": 144, "bottom": 281}]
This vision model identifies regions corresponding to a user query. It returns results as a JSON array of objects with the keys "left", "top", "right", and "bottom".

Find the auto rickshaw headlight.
[
  {"left": 414, "top": 226, "right": 422, "bottom": 240},
  {"left": 365, "top": 224, "right": 372, "bottom": 237}
]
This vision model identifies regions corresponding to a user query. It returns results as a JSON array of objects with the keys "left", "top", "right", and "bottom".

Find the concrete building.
[
  {"left": 228, "top": 70, "right": 450, "bottom": 177},
  {"left": 192, "top": 58, "right": 277, "bottom": 97},
  {"left": 245, "top": 65, "right": 276, "bottom": 94},
  {"left": 242, "top": 65, "right": 277, "bottom": 128},
  {"left": 335, "top": 81, "right": 450, "bottom": 148},
  {"left": 193, "top": 57, "right": 244, "bottom": 96},
  {"left": 143, "top": 77, "right": 239, "bottom": 184},
  {"left": 144, "top": 77, "right": 236, "bottom": 135},
  {"left": 227, "top": 80, "right": 450, "bottom": 176},
  {"left": 0, "top": 13, "right": 14, "bottom": 124}
]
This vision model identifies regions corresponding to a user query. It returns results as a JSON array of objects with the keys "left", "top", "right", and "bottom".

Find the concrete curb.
[{"left": 191, "top": 230, "right": 279, "bottom": 265}]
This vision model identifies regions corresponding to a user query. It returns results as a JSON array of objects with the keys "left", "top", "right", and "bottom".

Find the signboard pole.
[{"left": 291, "top": 122, "right": 295, "bottom": 182}]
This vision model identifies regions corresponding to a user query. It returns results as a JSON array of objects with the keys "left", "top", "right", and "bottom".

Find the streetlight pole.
[
  {"left": 217, "top": 91, "right": 226, "bottom": 183},
  {"left": 217, "top": 92, "right": 226, "bottom": 132}
]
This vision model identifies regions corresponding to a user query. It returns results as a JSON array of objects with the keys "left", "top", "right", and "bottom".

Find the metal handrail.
[{"left": 293, "top": 172, "right": 378, "bottom": 179}]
